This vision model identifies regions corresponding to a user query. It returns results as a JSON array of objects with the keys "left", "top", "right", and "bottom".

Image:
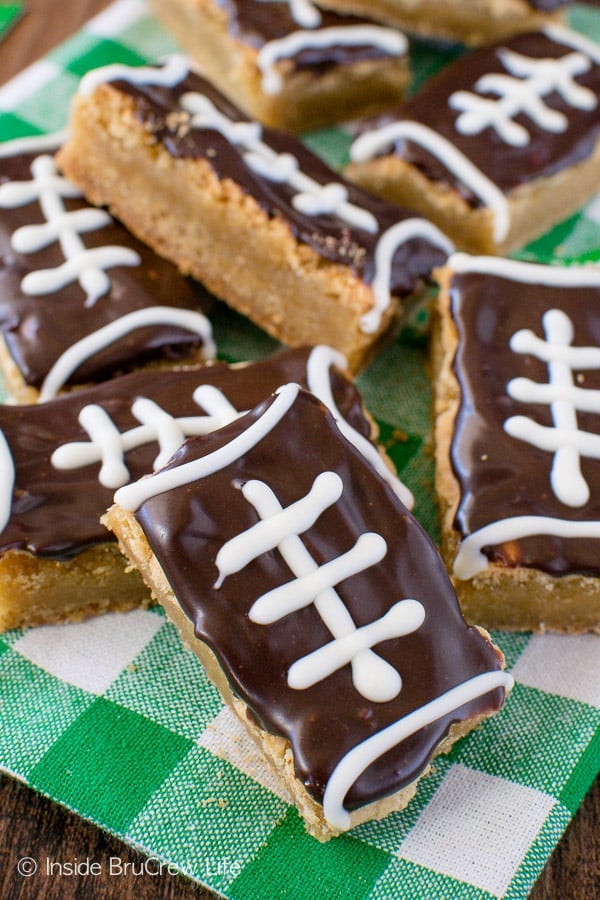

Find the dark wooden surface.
[{"left": 0, "top": 2, "right": 598, "bottom": 897}]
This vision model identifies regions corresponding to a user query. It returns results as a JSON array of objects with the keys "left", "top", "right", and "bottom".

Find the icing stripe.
[
  {"left": 454, "top": 516, "right": 600, "bottom": 579},
  {"left": 449, "top": 48, "right": 595, "bottom": 147},
  {"left": 306, "top": 345, "right": 414, "bottom": 508},
  {"left": 350, "top": 121, "right": 510, "bottom": 242},
  {"left": 543, "top": 23, "right": 600, "bottom": 66},
  {"left": 0, "top": 428, "right": 15, "bottom": 535},
  {"left": 323, "top": 670, "right": 514, "bottom": 831},
  {"left": 363, "top": 218, "right": 453, "bottom": 334},
  {"left": 221, "top": 474, "right": 421, "bottom": 704},
  {"left": 114, "top": 383, "right": 300, "bottom": 510},
  {"left": 39, "top": 306, "right": 216, "bottom": 402},
  {"left": 505, "top": 308, "right": 600, "bottom": 508},
  {"left": 79, "top": 54, "right": 190, "bottom": 97},
  {"left": 257, "top": 26, "right": 407, "bottom": 94},
  {"left": 449, "top": 252, "right": 600, "bottom": 285},
  {"left": 0, "top": 130, "right": 68, "bottom": 157}
]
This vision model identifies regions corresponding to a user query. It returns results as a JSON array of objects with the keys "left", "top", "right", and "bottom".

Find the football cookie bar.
[
  {"left": 150, "top": 0, "right": 410, "bottom": 131},
  {"left": 433, "top": 253, "right": 600, "bottom": 633},
  {"left": 347, "top": 27, "right": 600, "bottom": 255},
  {"left": 0, "top": 132, "right": 215, "bottom": 403},
  {"left": 57, "top": 58, "right": 452, "bottom": 373},
  {"left": 0, "top": 345, "right": 407, "bottom": 631},
  {"left": 314, "top": 0, "right": 567, "bottom": 46},
  {"left": 105, "top": 384, "right": 511, "bottom": 840}
]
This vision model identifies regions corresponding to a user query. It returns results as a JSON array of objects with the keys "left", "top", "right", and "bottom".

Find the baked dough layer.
[{"left": 151, "top": 0, "right": 410, "bottom": 131}]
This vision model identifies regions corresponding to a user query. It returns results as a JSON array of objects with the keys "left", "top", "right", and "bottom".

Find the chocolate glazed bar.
[
  {"left": 57, "top": 58, "right": 452, "bottom": 373},
  {"left": 0, "top": 345, "right": 410, "bottom": 630},
  {"left": 347, "top": 27, "right": 600, "bottom": 255},
  {"left": 105, "top": 385, "right": 512, "bottom": 839},
  {"left": 314, "top": 0, "right": 567, "bottom": 45},
  {"left": 150, "top": 0, "right": 410, "bottom": 130},
  {"left": 433, "top": 253, "right": 600, "bottom": 632},
  {"left": 0, "top": 132, "right": 216, "bottom": 402}
]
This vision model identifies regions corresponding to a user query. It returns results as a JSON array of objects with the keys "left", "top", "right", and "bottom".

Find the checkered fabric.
[{"left": 0, "top": 2, "right": 599, "bottom": 897}]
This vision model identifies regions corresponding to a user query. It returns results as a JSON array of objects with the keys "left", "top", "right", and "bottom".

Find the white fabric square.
[
  {"left": 197, "top": 706, "right": 292, "bottom": 803},
  {"left": 12, "top": 609, "right": 164, "bottom": 694},
  {"left": 0, "top": 60, "right": 62, "bottom": 111},
  {"left": 512, "top": 634, "right": 600, "bottom": 707},
  {"left": 398, "top": 764, "right": 555, "bottom": 897}
]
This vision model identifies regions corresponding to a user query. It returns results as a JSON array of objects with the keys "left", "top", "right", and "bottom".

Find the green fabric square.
[
  {"left": 229, "top": 808, "right": 390, "bottom": 900},
  {"left": 127, "top": 746, "right": 287, "bottom": 892},
  {"left": 374, "top": 420, "right": 422, "bottom": 477},
  {"left": 0, "top": 651, "right": 94, "bottom": 777},
  {"left": 56, "top": 36, "right": 147, "bottom": 78},
  {"left": 0, "top": 639, "right": 8, "bottom": 659},
  {"left": 450, "top": 684, "right": 600, "bottom": 798},
  {"left": 369, "top": 855, "right": 495, "bottom": 900},
  {"left": 14, "top": 70, "right": 80, "bottom": 132},
  {"left": 503, "top": 802, "right": 572, "bottom": 900},
  {"left": 352, "top": 755, "right": 453, "bottom": 853},
  {"left": 491, "top": 631, "right": 533, "bottom": 672},
  {"left": 0, "top": 3, "right": 22, "bottom": 38},
  {"left": 559, "top": 728, "right": 600, "bottom": 812},
  {"left": 211, "top": 302, "right": 280, "bottom": 365},
  {"left": 0, "top": 114, "right": 43, "bottom": 142},
  {"left": 106, "top": 620, "right": 222, "bottom": 740},
  {"left": 302, "top": 126, "right": 352, "bottom": 169},
  {"left": 29, "top": 697, "right": 193, "bottom": 833}
]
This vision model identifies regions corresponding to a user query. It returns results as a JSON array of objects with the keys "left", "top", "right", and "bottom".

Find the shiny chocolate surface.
[
  {"left": 449, "top": 270, "right": 600, "bottom": 575},
  {"left": 134, "top": 389, "right": 505, "bottom": 808},
  {"left": 218, "top": 0, "right": 394, "bottom": 66},
  {"left": 0, "top": 348, "right": 368, "bottom": 559},
  {"left": 0, "top": 150, "right": 214, "bottom": 389},
  {"left": 113, "top": 70, "right": 448, "bottom": 294},
  {"left": 358, "top": 30, "right": 600, "bottom": 204}
]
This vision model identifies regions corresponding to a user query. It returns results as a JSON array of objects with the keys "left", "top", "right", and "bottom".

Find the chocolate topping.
[
  {"left": 218, "top": 0, "right": 394, "bottom": 67},
  {"left": 0, "top": 348, "right": 369, "bottom": 560},
  {"left": 133, "top": 388, "right": 505, "bottom": 808},
  {"left": 0, "top": 150, "right": 215, "bottom": 389},
  {"left": 357, "top": 30, "right": 600, "bottom": 204},
  {"left": 449, "top": 270, "right": 600, "bottom": 576},
  {"left": 112, "top": 70, "right": 448, "bottom": 294}
]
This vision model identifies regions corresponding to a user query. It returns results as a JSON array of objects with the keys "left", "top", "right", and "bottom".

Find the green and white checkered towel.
[{"left": 0, "top": 2, "right": 599, "bottom": 897}]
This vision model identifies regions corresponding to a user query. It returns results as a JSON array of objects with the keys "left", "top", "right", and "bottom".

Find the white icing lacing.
[
  {"left": 114, "top": 382, "right": 300, "bottom": 510},
  {"left": 181, "top": 91, "right": 378, "bottom": 234},
  {"left": 257, "top": 26, "right": 407, "bottom": 95},
  {"left": 38, "top": 306, "right": 216, "bottom": 402},
  {"left": 448, "top": 252, "right": 600, "bottom": 286},
  {"left": 306, "top": 345, "right": 414, "bottom": 508},
  {"left": 449, "top": 48, "right": 596, "bottom": 147},
  {"left": 0, "top": 130, "right": 68, "bottom": 158},
  {"left": 454, "top": 516, "right": 600, "bottom": 579},
  {"left": 323, "top": 670, "right": 514, "bottom": 831},
  {"left": 0, "top": 428, "right": 15, "bottom": 535},
  {"left": 47, "top": 345, "right": 412, "bottom": 509},
  {"left": 51, "top": 389, "right": 242, "bottom": 489},
  {"left": 255, "top": 0, "right": 322, "bottom": 29},
  {"left": 76, "top": 57, "right": 452, "bottom": 334},
  {"left": 215, "top": 472, "right": 425, "bottom": 703},
  {"left": 79, "top": 53, "right": 190, "bottom": 97},
  {"left": 364, "top": 218, "right": 453, "bottom": 334},
  {"left": 0, "top": 154, "right": 140, "bottom": 306},
  {"left": 350, "top": 121, "right": 509, "bottom": 242},
  {"left": 504, "top": 309, "right": 600, "bottom": 507}
]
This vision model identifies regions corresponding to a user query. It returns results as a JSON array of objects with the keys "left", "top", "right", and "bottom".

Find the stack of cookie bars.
[{"left": 1, "top": 0, "right": 598, "bottom": 840}]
